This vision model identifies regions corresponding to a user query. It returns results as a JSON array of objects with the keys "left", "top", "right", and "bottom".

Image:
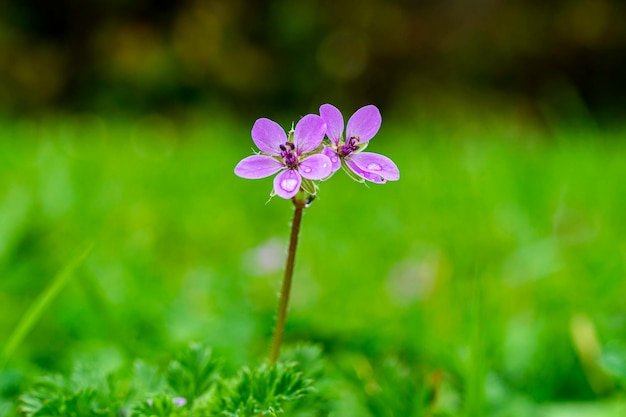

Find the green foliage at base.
[{"left": 17, "top": 344, "right": 316, "bottom": 417}]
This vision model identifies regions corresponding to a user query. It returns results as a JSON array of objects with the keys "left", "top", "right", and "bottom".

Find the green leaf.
[
  {"left": 167, "top": 344, "right": 219, "bottom": 401},
  {"left": 132, "top": 394, "right": 187, "bottom": 417},
  {"left": 205, "top": 362, "right": 314, "bottom": 416}
]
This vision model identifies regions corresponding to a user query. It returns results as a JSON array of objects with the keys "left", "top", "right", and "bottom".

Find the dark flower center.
[
  {"left": 338, "top": 135, "right": 360, "bottom": 157},
  {"left": 279, "top": 142, "right": 298, "bottom": 167}
]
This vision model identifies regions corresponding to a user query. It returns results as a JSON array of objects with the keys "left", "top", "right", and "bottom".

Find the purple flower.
[
  {"left": 319, "top": 104, "right": 399, "bottom": 183},
  {"left": 235, "top": 115, "right": 332, "bottom": 199},
  {"left": 173, "top": 397, "right": 187, "bottom": 407},
  {"left": 146, "top": 397, "right": 187, "bottom": 407}
]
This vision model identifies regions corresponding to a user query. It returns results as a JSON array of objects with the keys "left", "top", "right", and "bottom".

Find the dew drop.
[
  {"left": 281, "top": 178, "right": 298, "bottom": 191},
  {"left": 367, "top": 162, "right": 382, "bottom": 171},
  {"left": 303, "top": 167, "right": 312, "bottom": 173}
]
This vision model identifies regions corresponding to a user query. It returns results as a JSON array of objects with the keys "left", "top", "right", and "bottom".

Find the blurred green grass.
[{"left": 1, "top": 113, "right": 626, "bottom": 413}]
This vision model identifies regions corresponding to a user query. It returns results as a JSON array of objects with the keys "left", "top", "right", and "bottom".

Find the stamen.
[
  {"left": 338, "top": 136, "right": 361, "bottom": 157},
  {"left": 280, "top": 141, "right": 299, "bottom": 167}
]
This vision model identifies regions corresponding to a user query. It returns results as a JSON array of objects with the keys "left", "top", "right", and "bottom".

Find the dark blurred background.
[{"left": 1, "top": 0, "right": 625, "bottom": 123}]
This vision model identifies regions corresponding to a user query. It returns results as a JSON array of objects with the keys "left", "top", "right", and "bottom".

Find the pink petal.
[
  {"left": 345, "top": 159, "right": 386, "bottom": 184},
  {"left": 294, "top": 114, "right": 326, "bottom": 154},
  {"left": 235, "top": 155, "right": 284, "bottom": 179},
  {"left": 298, "top": 154, "right": 332, "bottom": 180},
  {"left": 251, "top": 118, "right": 287, "bottom": 155},
  {"left": 346, "top": 105, "right": 381, "bottom": 144},
  {"left": 273, "top": 169, "right": 302, "bottom": 199},
  {"left": 322, "top": 147, "right": 341, "bottom": 173},
  {"left": 350, "top": 152, "right": 400, "bottom": 181},
  {"left": 319, "top": 104, "right": 344, "bottom": 146}
]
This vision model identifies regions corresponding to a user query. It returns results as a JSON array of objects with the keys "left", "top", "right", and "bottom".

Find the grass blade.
[{"left": 0, "top": 242, "right": 95, "bottom": 368}]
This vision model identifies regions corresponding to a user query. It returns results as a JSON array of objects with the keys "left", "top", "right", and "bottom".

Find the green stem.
[{"left": 269, "top": 197, "right": 305, "bottom": 364}]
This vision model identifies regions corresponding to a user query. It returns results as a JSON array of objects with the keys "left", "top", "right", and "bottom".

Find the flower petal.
[
  {"left": 234, "top": 155, "right": 284, "bottom": 179},
  {"left": 294, "top": 114, "right": 326, "bottom": 154},
  {"left": 298, "top": 154, "right": 332, "bottom": 180},
  {"left": 345, "top": 159, "right": 386, "bottom": 184},
  {"left": 346, "top": 105, "right": 381, "bottom": 144},
  {"left": 273, "top": 169, "right": 302, "bottom": 199},
  {"left": 322, "top": 147, "right": 341, "bottom": 172},
  {"left": 252, "top": 118, "right": 287, "bottom": 155},
  {"left": 349, "top": 152, "right": 400, "bottom": 181},
  {"left": 319, "top": 104, "right": 344, "bottom": 146}
]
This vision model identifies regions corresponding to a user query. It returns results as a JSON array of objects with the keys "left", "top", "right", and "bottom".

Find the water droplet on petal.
[
  {"left": 281, "top": 178, "right": 298, "bottom": 191},
  {"left": 367, "top": 163, "right": 382, "bottom": 171},
  {"left": 331, "top": 155, "right": 338, "bottom": 162},
  {"left": 303, "top": 167, "right": 312, "bottom": 173}
]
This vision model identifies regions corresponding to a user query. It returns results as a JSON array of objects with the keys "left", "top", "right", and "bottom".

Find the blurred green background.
[{"left": 2, "top": 0, "right": 626, "bottom": 416}]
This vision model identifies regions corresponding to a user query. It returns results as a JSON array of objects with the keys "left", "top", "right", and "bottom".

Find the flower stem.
[{"left": 269, "top": 197, "right": 306, "bottom": 364}]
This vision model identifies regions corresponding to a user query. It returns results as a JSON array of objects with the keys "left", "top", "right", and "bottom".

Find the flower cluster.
[{"left": 234, "top": 104, "right": 400, "bottom": 199}]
